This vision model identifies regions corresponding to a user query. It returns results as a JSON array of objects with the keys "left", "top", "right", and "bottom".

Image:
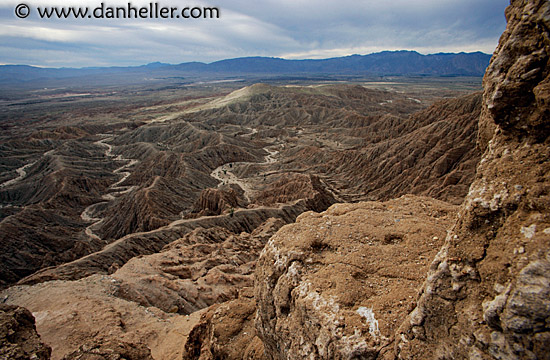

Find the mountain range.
[{"left": 0, "top": 50, "right": 491, "bottom": 85}]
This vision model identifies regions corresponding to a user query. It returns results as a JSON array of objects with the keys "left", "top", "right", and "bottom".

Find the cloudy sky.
[{"left": 0, "top": 0, "right": 509, "bottom": 67}]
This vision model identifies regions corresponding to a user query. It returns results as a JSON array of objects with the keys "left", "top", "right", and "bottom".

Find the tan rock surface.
[
  {"left": 255, "top": 195, "right": 457, "bottom": 359},
  {"left": 62, "top": 340, "right": 153, "bottom": 360},
  {"left": 0, "top": 218, "right": 284, "bottom": 359},
  {"left": 1, "top": 275, "right": 201, "bottom": 360}
]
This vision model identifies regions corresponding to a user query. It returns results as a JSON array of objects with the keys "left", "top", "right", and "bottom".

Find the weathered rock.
[
  {"left": 0, "top": 304, "right": 51, "bottom": 360},
  {"left": 396, "top": 1, "right": 550, "bottom": 358},
  {"left": 481, "top": 0, "right": 550, "bottom": 143},
  {"left": 254, "top": 196, "right": 457, "bottom": 359},
  {"left": 183, "top": 288, "right": 266, "bottom": 360},
  {"left": 190, "top": 185, "right": 247, "bottom": 217}
]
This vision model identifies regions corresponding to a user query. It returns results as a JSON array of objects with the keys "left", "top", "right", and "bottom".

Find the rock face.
[
  {"left": 0, "top": 304, "right": 51, "bottom": 360},
  {"left": 395, "top": 1, "right": 550, "bottom": 358},
  {"left": 254, "top": 196, "right": 457, "bottom": 359}
]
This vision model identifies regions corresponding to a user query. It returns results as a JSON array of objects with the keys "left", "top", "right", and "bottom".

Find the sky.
[{"left": 0, "top": 0, "right": 510, "bottom": 68}]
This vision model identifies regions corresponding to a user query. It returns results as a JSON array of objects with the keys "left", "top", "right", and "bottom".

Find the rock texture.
[
  {"left": 396, "top": 1, "right": 550, "bottom": 358},
  {"left": 255, "top": 196, "right": 457, "bottom": 359},
  {"left": 183, "top": 287, "right": 266, "bottom": 360},
  {"left": 0, "top": 304, "right": 51, "bottom": 360}
]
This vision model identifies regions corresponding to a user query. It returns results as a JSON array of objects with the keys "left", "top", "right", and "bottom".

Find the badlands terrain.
[
  {"left": 0, "top": 75, "right": 482, "bottom": 359},
  {"left": 1, "top": 0, "right": 549, "bottom": 358},
  {"left": 0, "top": 78, "right": 482, "bottom": 289}
]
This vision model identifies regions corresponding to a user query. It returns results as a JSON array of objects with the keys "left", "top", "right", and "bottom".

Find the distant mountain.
[
  {"left": 202, "top": 51, "right": 491, "bottom": 76},
  {"left": 0, "top": 51, "right": 491, "bottom": 85}
]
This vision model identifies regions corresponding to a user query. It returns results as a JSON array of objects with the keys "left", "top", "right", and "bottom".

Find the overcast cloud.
[{"left": 0, "top": 0, "right": 509, "bottom": 67}]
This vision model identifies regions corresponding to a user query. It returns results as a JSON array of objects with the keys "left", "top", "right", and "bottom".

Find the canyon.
[{"left": 1, "top": 0, "right": 549, "bottom": 359}]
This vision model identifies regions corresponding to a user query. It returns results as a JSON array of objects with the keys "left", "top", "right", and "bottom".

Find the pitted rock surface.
[{"left": 255, "top": 196, "right": 457, "bottom": 359}]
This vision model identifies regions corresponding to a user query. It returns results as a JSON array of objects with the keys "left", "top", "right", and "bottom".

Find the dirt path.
[
  {"left": 0, "top": 147, "right": 59, "bottom": 190},
  {"left": 210, "top": 131, "right": 279, "bottom": 202},
  {"left": 80, "top": 136, "right": 138, "bottom": 241},
  {"left": 0, "top": 161, "right": 36, "bottom": 189}
]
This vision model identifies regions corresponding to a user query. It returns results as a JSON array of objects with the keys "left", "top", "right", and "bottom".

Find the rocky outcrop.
[
  {"left": 0, "top": 304, "right": 51, "bottom": 360},
  {"left": 480, "top": 0, "right": 550, "bottom": 144},
  {"left": 254, "top": 196, "right": 457, "bottom": 359},
  {"left": 183, "top": 287, "right": 266, "bottom": 360},
  {"left": 0, "top": 219, "right": 283, "bottom": 360},
  {"left": 190, "top": 185, "right": 247, "bottom": 217},
  {"left": 395, "top": 1, "right": 550, "bottom": 358},
  {"left": 1, "top": 274, "right": 200, "bottom": 359},
  {"left": 253, "top": 2, "right": 550, "bottom": 359}
]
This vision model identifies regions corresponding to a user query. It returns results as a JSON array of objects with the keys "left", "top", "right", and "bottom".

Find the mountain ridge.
[{"left": 0, "top": 50, "right": 491, "bottom": 83}]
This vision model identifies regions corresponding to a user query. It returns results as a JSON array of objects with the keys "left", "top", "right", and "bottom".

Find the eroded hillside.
[{"left": 0, "top": 79, "right": 481, "bottom": 289}]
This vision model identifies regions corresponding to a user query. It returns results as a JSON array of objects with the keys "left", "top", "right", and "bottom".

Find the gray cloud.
[{"left": 0, "top": 0, "right": 509, "bottom": 67}]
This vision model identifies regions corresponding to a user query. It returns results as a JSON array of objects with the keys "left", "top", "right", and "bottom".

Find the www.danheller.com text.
[{"left": 15, "top": 2, "right": 220, "bottom": 20}]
